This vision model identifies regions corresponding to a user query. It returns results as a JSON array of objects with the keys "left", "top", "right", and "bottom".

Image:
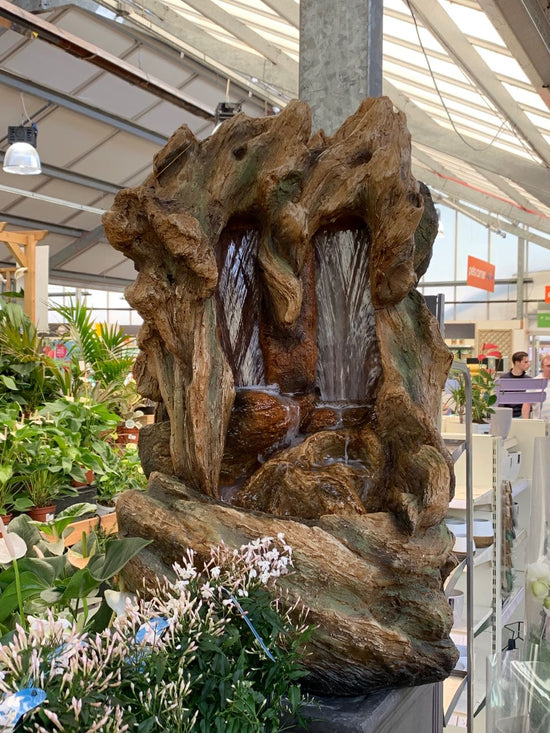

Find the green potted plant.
[
  {"left": 0, "top": 299, "right": 61, "bottom": 414},
  {"left": 39, "top": 396, "right": 121, "bottom": 497},
  {"left": 9, "top": 414, "right": 87, "bottom": 521},
  {"left": 447, "top": 366, "right": 497, "bottom": 425},
  {"left": 95, "top": 443, "right": 147, "bottom": 513},
  {"left": 0, "top": 404, "right": 22, "bottom": 521}
]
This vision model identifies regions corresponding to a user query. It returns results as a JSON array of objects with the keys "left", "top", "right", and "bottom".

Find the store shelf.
[
  {"left": 451, "top": 606, "right": 493, "bottom": 642},
  {"left": 445, "top": 558, "right": 467, "bottom": 595},
  {"left": 443, "top": 671, "right": 468, "bottom": 726},
  {"left": 502, "top": 571, "right": 525, "bottom": 625},
  {"left": 511, "top": 478, "right": 529, "bottom": 498},
  {"left": 449, "top": 488, "right": 492, "bottom": 510},
  {"left": 444, "top": 437, "right": 466, "bottom": 464},
  {"left": 473, "top": 544, "right": 493, "bottom": 567}
]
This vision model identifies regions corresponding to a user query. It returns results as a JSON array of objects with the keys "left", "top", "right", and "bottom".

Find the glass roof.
[
  {"left": 1, "top": 0, "right": 549, "bottom": 293},
  {"left": 157, "top": 0, "right": 550, "bottom": 232}
]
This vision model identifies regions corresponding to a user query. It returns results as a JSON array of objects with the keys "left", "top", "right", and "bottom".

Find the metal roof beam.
[
  {"left": 94, "top": 0, "right": 297, "bottom": 99},
  {"left": 424, "top": 185, "right": 550, "bottom": 250},
  {"left": 407, "top": 0, "right": 550, "bottom": 165},
  {"left": 261, "top": 0, "right": 299, "bottom": 28},
  {"left": 386, "top": 81, "right": 550, "bottom": 209},
  {"left": 0, "top": 0, "right": 214, "bottom": 119},
  {"left": 0, "top": 69, "right": 168, "bottom": 146},
  {"left": 416, "top": 163, "right": 550, "bottom": 238},
  {"left": 181, "top": 0, "right": 297, "bottom": 75},
  {"left": 50, "top": 225, "right": 106, "bottom": 268},
  {"left": 0, "top": 214, "right": 84, "bottom": 238},
  {"left": 49, "top": 267, "right": 132, "bottom": 291},
  {"left": 0, "top": 152, "right": 121, "bottom": 194},
  {"left": 478, "top": 0, "right": 550, "bottom": 110},
  {"left": 412, "top": 145, "right": 550, "bottom": 231}
]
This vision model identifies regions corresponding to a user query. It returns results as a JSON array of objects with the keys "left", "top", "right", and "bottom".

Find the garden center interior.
[{"left": 1, "top": 1, "right": 550, "bottom": 731}]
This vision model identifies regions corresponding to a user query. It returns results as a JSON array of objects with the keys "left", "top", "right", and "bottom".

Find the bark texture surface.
[{"left": 104, "top": 97, "right": 456, "bottom": 694}]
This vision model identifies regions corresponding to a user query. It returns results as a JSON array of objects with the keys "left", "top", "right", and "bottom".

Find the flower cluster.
[
  {"left": 0, "top": 535, "right": 312, "bottom": 732},
  {"left": 526, "top": 556, "right": 550, "bottom": 649}
]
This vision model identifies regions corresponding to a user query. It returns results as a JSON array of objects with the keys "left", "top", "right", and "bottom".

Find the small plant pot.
[
  {"left": 56, "top": 486, "right": 97, "bottom": 515},
  {"left": 26, "top": 505, "right": 56, "bottom": 522},
  {"left": 72, "top": 469, "right": 95, "bottom": 488},
  {"left": 1, "top": 513, "right": 13, "bottom": 525},
  {"left": 116, "top": 424, "right": 140, "bottom": 445},
  {"left": 96, "top": 502, "right": 116, "bottom": 516}
]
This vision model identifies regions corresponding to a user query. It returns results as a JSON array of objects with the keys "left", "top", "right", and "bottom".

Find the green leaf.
[
  {"left": 87, "top": 536, "right": 151, "bottom": 581},
  {"left": 0, "top": 571, "right": 48, "bottom": 622},
  {"left": 53, "top": 568, "right": 100, "bottom": 603},
  {"left": 0, "top": 374, "right": 18, "bottom": 390},
  {"left": 86, "top": 597, "right": 114, "bottom": 633}
]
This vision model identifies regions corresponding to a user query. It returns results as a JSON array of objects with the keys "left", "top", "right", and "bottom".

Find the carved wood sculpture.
[{"left": 103, "top": 97, "right": 457, "bottom": 694}]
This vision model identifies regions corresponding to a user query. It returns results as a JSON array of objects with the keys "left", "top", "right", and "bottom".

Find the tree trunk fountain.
[{"left": 103, "top": 96, "right": 457, "bottom": 695}]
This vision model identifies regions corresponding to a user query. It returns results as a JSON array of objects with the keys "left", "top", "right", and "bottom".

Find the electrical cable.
[{"left": 404, "top": 0, "right": 539, "bottom": 161}]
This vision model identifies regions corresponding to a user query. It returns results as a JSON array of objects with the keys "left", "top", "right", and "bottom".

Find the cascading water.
[
  {"left": 314, "top": 227, "right": 380, "bottom": 403},
  {"left": 216, "top": 228, "right": 265, "bottom": 387}
]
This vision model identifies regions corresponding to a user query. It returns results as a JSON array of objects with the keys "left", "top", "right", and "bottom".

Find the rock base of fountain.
[{"left": 117, "top": 473, "right": 457, "bottom": 695}]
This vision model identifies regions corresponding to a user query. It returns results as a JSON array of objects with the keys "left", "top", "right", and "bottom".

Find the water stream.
[
  {"left": 216, "top": 229, "right": 265, "bottom": 387},
  {"left": 314, "top": 227, "right": 380, "bottom": 403}
]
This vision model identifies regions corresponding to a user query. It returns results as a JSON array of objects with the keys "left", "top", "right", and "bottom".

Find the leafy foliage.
[
  {"left": 52, "top": 299, "right": 138, "bottom": 416},
  {"left": 0, "top": 299, "right": 61, "bottom": 412},
  {"left": 0, "top": 536, "right": 312, "bottom": 732},
  {"left": 0, "top": 510, "right": 151, "bottom": 633},
  {"left": 447, "top": 367, "right": 497, "bottom": 423}
]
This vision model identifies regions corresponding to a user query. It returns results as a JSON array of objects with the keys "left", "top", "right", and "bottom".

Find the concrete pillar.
[{"left": 299, "top": 0, "right": 383, "bottom": 134}]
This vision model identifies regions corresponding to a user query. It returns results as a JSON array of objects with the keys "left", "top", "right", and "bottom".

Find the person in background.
[
  {"left": 531, "top": 354, "right": 550, "bottom": 423},
  {"left": 500, "top": 351, "right": 531, "bottom": 418}
]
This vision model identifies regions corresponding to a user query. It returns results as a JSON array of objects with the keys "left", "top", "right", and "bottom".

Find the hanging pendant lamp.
[{"left": 3, "top": 124, "right": 41, "bottom": 175}]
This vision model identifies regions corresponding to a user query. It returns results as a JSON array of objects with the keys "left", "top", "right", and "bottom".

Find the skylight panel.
[
  {"left": 441, "top": 0, "right": 504, "bottom": 46},
  {"left": 473, "top": 46, "right": 531, "bottom": 85}
]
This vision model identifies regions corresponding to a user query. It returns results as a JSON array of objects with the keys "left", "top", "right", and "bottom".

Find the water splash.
[
  {"left": 216, "top": 228, "right": 265, "bottom": 387},
  {"left": 314, "top": 227, "right": 380, "bottom": 402}
]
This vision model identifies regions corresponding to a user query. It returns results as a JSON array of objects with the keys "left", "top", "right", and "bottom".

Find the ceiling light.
[
  {"left": 3, "top": 124, "right": 41, "bottom": 175},
  {"left": 212, "top": 101, "right": 242, "bottom": 134}
]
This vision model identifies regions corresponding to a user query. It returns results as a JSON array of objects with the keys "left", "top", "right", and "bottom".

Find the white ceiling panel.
[
  {"left": 58, "top": 241, "right": 126, "bottom": 273},
  {"left": 2, "top": 36, "right": 97, "bottom": 93},
  {"left": 32, "top": 108, "right": 116, "bottom": 170},
  {"left": 79, "top": 74, "right": 161, "bottom": 120},
  {"left": 136, "top": 101, "right": 202, "bottom": 136},
  {"left": 54, "top": 7, "right": 137, "bottom": 57},
  {"left": 123, "top": 46, "right": 197, "bottom": 89},
  {"left": 69, "top": 131, "right": 160, "bottom": 182}
]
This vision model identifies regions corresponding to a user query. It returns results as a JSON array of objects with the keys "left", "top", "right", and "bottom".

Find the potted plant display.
[
  {"left": 95, "top": 443, "right": 147, "bottom": 513},
  {"left": 446, "top": 366, "right": 497, "bottom": 426},
  {"left": 8, "top": 413, "right": 88, "bottom": 522},
  {"left": 0, "top": 298, "right": 61, "bottom": 413},
  {"left": 0, "top": 404, "right": 22, "bottom": 523}
]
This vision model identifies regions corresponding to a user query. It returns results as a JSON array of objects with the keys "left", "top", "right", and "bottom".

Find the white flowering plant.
[
  {"left": 0, "top": 535, "right": 313, "bottom": 732},
  {"left": 526, "top": 556, "right": 550, "bottom": 657}
]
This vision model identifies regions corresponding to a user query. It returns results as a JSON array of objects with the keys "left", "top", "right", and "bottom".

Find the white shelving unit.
[
  {"left": 442, "top": 362, "right": 474, "bottom": 733},
  {"left": 441, "top": 418, "right": 547, "bottom": 731}
]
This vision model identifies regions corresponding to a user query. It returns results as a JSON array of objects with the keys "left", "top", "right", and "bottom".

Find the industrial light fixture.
[
  {"left": 3, "top": 123, "right": 41, "bottom": 175},
  {"left": 212, "top": 101, "right": 242, "bottom": 134}
]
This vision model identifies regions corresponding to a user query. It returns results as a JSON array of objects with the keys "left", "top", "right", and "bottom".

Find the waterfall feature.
[
  {"left": 314, "top": 227, "right": 380, "bottom": 403},
  {"left": 216, "top": 228, "right": 265, "bottom": 387}
]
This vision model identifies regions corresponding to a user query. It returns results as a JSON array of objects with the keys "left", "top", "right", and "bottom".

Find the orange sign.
[
  {"left": 466, "top": 255, "right": 495, "bottom": 292},
  {"left": 545, "top": 285, "right": 550, "bottom": 303}
]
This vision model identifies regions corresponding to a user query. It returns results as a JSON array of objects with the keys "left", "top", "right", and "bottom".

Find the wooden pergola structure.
[{"left": 0, "top": 223, "right": 48, "bottom": 324}]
